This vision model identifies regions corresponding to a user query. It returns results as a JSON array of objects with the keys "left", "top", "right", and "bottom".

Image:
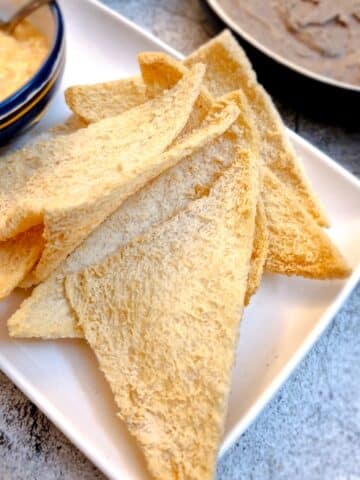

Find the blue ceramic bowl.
[{"left": 0, "top": 1, "right": 65, "bottom": 144}]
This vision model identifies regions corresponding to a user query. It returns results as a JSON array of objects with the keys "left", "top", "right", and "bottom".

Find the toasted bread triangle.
[
  {"left": 246, "top": 199, "right": 268, "bottom": 304},
  {"left": 139, "top": 51, "right": 213, "bottom": 133},
  {"left": 64, "top": 159, "right": 259, "bottom": 480},
  {"left": 184, "top": 30, "right": 329, "bottom": 227},
  {"left": 65, "top": 76, "right": 146, "bottom": 124},
  {"left": 0, "top": 225, "right": 44, "bottom": 298},
  {"left": 263, "top": 168, "right": 350, "bottom": 278}
]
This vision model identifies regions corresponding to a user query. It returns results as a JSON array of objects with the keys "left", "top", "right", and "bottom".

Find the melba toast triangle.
[
  {"left": 263, "top": 168, "right": 350, "bottom": 278},
  {"left": 185, "top": 30, "right": 329, "bottom": 227},
  {"left": 246, "top": 200, "right": 268, "bottom": 305},
  {"left": 0, "top": 226, "right": 44, "bottom": 299},
  {"left": 65, "top": 76, "right": 146, "bottom": 124},
  {"left": 64, "top": 159, "right": 259, "bottom": 480}
]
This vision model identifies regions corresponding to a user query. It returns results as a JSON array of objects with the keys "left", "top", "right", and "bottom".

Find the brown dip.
[
  {"left": 217, "top": 0, "right": 360, "bottom": 86},
  {"left": 0, "top": 20, "right": 48, "bottom": 102}
]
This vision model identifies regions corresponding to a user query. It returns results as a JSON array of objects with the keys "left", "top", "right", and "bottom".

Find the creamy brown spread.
[
  {"left": 0, "top": 20, "right": 48, "bottom": 102},
  {"left": 219, "top": 0, "right": 360, "bottom": 86}
]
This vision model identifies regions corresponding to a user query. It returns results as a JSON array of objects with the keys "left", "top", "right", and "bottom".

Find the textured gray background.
[{"left": 1, "top": 1, "right": 359, "bottom": 479}]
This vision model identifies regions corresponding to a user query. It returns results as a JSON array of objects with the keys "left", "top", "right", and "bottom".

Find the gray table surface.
[{"left": 1, "top": 1, "right": 359, "bottom": 479}]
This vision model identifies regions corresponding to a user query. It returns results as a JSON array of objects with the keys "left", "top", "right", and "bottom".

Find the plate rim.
[
  {"left": 0, "top": 0, "right": 359, "bottom": 478},
  {"left": 206, "top": 0, "right": 360, "bottom": 93}
]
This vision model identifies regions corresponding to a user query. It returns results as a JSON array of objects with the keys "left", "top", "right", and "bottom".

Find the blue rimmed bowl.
[{"left": 0, "top": 1, "right": 65, "bottom": 145}]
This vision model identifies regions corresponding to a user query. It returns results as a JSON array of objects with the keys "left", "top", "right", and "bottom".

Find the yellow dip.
[{"left": 0, "top": 20, "right": 48, "bottom": 102}]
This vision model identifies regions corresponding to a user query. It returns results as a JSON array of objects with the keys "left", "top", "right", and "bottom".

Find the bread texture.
[
  {"left": 263, "top": 168, "right": 350, "bottom": 278},
  {"left": 0, "top": 64, "right": 206, "bottom": 295},
  {"left": 139, "top": 52, "right": 213, "bottom": 133},
  {"left": 65, "top": 77, "right": 147, "bottom": 124},
  {"left": 185, "top": 30, "right": 329, "bottom": 227},
  {"left": 64, "top": 159, "right": 259, "bottom": 480},
  {"left": 246, "top": 200, "right": 268, "bottom": 305},
  {"left": 0, "top": 225, "right": 44, "bottom": 298},
  {"left": 8, "top": 94, "right": 254, "bottom": 339},
  {"left": 50, "top": 115, "right": 87, "bottom": 135}
]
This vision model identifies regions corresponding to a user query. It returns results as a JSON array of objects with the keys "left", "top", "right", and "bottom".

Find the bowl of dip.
[
  {"left": 206, "top": 0, "right": 360, "bottom": 92},
  {"left": 0, "top": 0, "right": 65, "bottom": 144}
]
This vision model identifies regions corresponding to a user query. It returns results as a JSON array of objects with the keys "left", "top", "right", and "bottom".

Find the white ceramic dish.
[
  {"left": 206, "top": 0, "right": 360, "bottom": 93},
  {"left": 0, "top": 1, "right": 360, "bottom": 479}
]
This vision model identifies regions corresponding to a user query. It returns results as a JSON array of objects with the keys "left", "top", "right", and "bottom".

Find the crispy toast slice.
[
  {"left": 64, "top": 158, "right": 259, "bottom": 480},
  {"left": 246, "top": 200, "right": 268, "bottom": 304},
  {"left": 65, "top": 77, "right": 146, "bottom": 124},
  {"left": 263, "top": 168, "right": 350, "bottom": 278},
  {"left": 185, "top": 30, "right": 329, "bottom": 227},
  {"left": 0, "top": 226, "right": 44, "bottom": 298}
]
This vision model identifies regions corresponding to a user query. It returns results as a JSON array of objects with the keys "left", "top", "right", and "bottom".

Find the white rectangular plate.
[{"left": 1, "top": 1, "right": 360, "bottom": 479}]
